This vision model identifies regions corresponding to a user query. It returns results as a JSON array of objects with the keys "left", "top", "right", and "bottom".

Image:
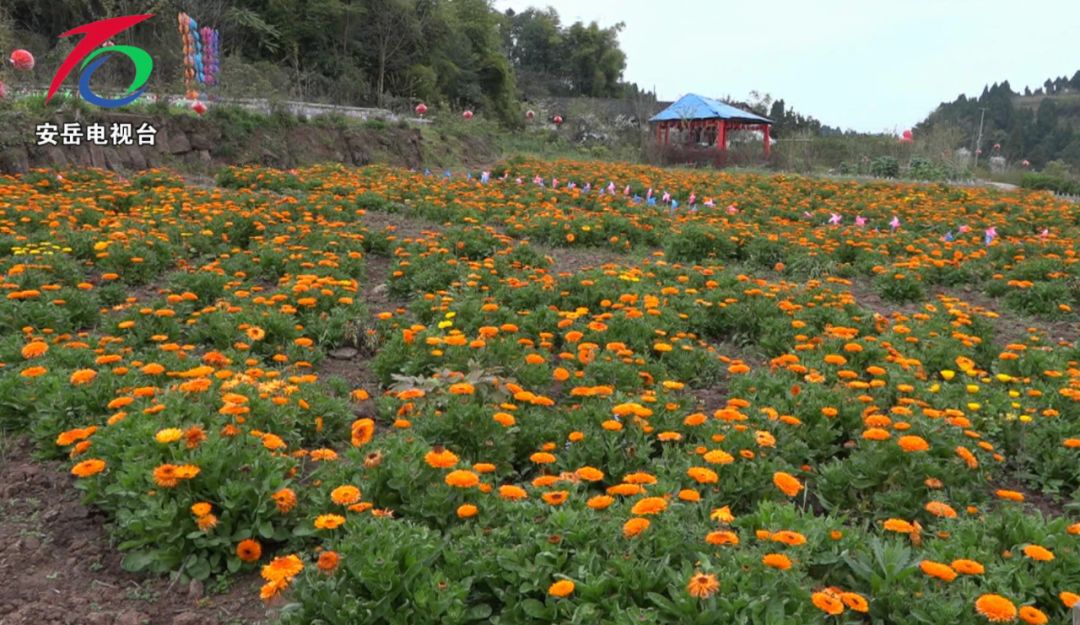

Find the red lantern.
[
  {"left": 415, "top": 103, "right": 428, "bottom": 117},
  {"left": 1022, "top": 159, "right": 1031, "bottom": 168},
  {"left": 10, "top": 49, "right": 35, "bottom": 71},
  {"left": 463, "top": 110, "right": 473, "bottom": 120},
  {"left": 192, "top": 101, "right": 207, "bottom": 115},
  {"left": 553, "top": 115, "right": 563, "bottom": 126},
  {"left": 900, "top": 129, "right": 913, "bottom": 143},
  {"left": 526, "top": 110, "right": 535, "bottom": 120}
]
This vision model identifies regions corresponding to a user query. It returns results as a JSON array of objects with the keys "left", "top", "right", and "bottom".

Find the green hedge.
[{"left": 1020, "top": 172, "right": 1080, "bottom": 195}]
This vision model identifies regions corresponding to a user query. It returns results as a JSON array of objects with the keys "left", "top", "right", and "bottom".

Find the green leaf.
[
  {"left": 520, "top": 598, "right": 548, "bottom": 619},
  {"left": 186, "top": 557, "right": 212, "bottom": 581},
  {"left": 121, "top": 550, "right": 158, "bottom": 572},
  {"left": 467, "top": 604, "right": 492, "bottom": 620}
]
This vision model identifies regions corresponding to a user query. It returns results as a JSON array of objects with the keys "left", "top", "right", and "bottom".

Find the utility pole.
[{"left": 972, "top": 107, "right": 987, "bottom": 170}]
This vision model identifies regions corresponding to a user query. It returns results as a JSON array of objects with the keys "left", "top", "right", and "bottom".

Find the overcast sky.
[{"left": 492, "top": 0, "right": 1080, "bottom": 133}]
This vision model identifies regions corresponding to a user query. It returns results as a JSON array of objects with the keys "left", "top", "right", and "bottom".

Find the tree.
[{"left": 559, "top": 21, "right": 626, "bottom": 97}]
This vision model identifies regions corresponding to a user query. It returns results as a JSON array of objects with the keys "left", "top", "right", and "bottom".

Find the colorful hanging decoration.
[
  {"left": 178, "top": 13, "right": 221, "bottom": 104},
  {"left": 9, "top": 49, "right": 35, "bottom": 71},
  {"left": 200, "top": 27, "right": 220, "bottom": 87}
]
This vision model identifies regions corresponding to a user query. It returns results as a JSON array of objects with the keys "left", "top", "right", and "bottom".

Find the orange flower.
[
  {"left": 261, "top": 554, "right": 304, "bottom": 582},
  {"left": 457, "top": 504, "right": 478, "bottom": 518},
  {"left": 811, "top": 591, "right": 844, "bottom": 616},
  {"left": 840, "top": 592, "right": 869, "bottom": 613},
  {"left": 548, "top": 580, "right": 575, "bottom": 597},
  {"left": 1022, "top": 544, "right": 1054, "bottom": 562},
  {"left": 687, "top": 466, "right": 719, "bottom": 484},
  {"left": 920, "top": 560, "right": 957, "bottom": 582},
  {"left": 331, "top": 485, "right": 361, "bottom": 505},
  {"left": 771, "top": 530, "right": 806, "bottom": 546},
  {"left": 317, "top": 550, "right": 340, "bottom": 573},
  {"left": 883, "top": 518, "right": 915, "bottom": 533},
  {"left": 705, "top": 530, "right": 739, "bottom": 545},
  {"left": 974, "top": 594, "right": 1017, "bottom": 623},
  {"left": 269, "top": 487, "right": 297, "bottom": 513},
  {"left": 314, "top": 514, "right": 346, "bottom": 529},
  {"left": 586, "top": 495, "right": 614, "bottom": 510},
  {"left": 995, "top": 489, "right": 1024, "bottom": 502},
  {"left": 21, "top": 341, "right": 48, "bottom": 359},
  {"left": 70, "top": 369, "right": 97, "bottom": 385},
  {"left": 1018, "top": 606, "right": 1047, "bottom": 625},
  {"left": 498, "top": 485, "right": 528, "bottom": 500},
  {"left": 772, "top": 471, "right": 803, "bottom": 497},
  {"left": 492, "top": 412, "right": 516, "bottom": 427},
  {"left": 445, "top": 470, "right": 480, "bottom": 488},
  {"left": 425, "top": 448, "right": 459, "bottom": 468},
  {"left": 686, "top": 572, "right": 720, "bottom": 599},
  {"left": 71, "top": 458, "right": 106, "bottom": 477},
  {"left": 925, "top": 501, "right": 957, "bottom": 518},
  {"left": 576, "top": 466, "right": 604, "bottom": 482},
  {"left": 897, "top": 435, "right": 929, "bottom": 452},
  {"left": 259, "top": 578, "right": 289, "bottom": 602},
  {"left": 622, "top": 517, "right": 650, "bottom": 538},
  {"left": 153, "top": 464, "right": 180, "bottom": 488},
  {"left": 236, "top": 539, "right": 262, "bottom": 563},
  {"left": 762, "top": 553, "right": 792, "bottom": 570},
  {"left": 951, "top": 559, "right": 985, "bottom": 575},
  {"left": 542, "top": 490, "right": 569, "bottom": 505},
  {"left": 630, "top": 497, "right": 668, "bottom": 515},
  {"left": 351, "top": 418, "right": 375, "bottom": 446}
]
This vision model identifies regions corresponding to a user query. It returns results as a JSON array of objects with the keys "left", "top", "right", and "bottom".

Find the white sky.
[{"left": 493, "top": 0, "right": 1080, "bottom": 133}]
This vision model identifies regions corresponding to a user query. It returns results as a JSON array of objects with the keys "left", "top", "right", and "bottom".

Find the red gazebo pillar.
[
  {"left": 763, "top": 124, "right": 771, "bottom": 157},
  {"left": 717, "top": 120, "right": 727, "bottom": 152}
]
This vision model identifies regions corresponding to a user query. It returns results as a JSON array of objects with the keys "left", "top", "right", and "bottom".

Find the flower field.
[{"left": 2, "top": 160, "right": 1079, "bottom": 624}]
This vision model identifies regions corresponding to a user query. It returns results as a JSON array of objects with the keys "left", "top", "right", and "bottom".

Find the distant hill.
[{"left": 917, "top": 71, "right": 1080, "bottom": 167}]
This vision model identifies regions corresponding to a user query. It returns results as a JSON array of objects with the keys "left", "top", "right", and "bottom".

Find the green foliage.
[
  {"left": 870, "top": 156, "right": 900, "bottom": 178},
  {"left": 1020, "top": 172, "right": 1080, "bottom": 196}
]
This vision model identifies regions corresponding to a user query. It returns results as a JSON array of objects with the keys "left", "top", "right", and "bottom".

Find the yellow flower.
[{"left": 155, "top": 428, "right": 183, "bottom": 444}]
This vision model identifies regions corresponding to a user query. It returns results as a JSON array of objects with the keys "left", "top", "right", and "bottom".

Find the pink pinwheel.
[
  {"left": 889, "top": 216, "right": 900, "bottom": 230},
  {"left": 829, "top": 213, "right": 842, "bottom": 225},
  {"left": 855, "top": 216, "right": 867, "bottom": 227},
  {"left": 727, "top": 204, "right": 739, "bottom": 215}
]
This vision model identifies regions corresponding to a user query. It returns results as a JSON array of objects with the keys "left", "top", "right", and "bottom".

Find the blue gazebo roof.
[{"left": 650, "top": 94, "right": 772, "bottom": 125}]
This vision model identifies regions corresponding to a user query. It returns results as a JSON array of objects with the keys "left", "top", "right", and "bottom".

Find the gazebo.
[{"left": 650, "top": 93, "right": 774, "bottom": 156}]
